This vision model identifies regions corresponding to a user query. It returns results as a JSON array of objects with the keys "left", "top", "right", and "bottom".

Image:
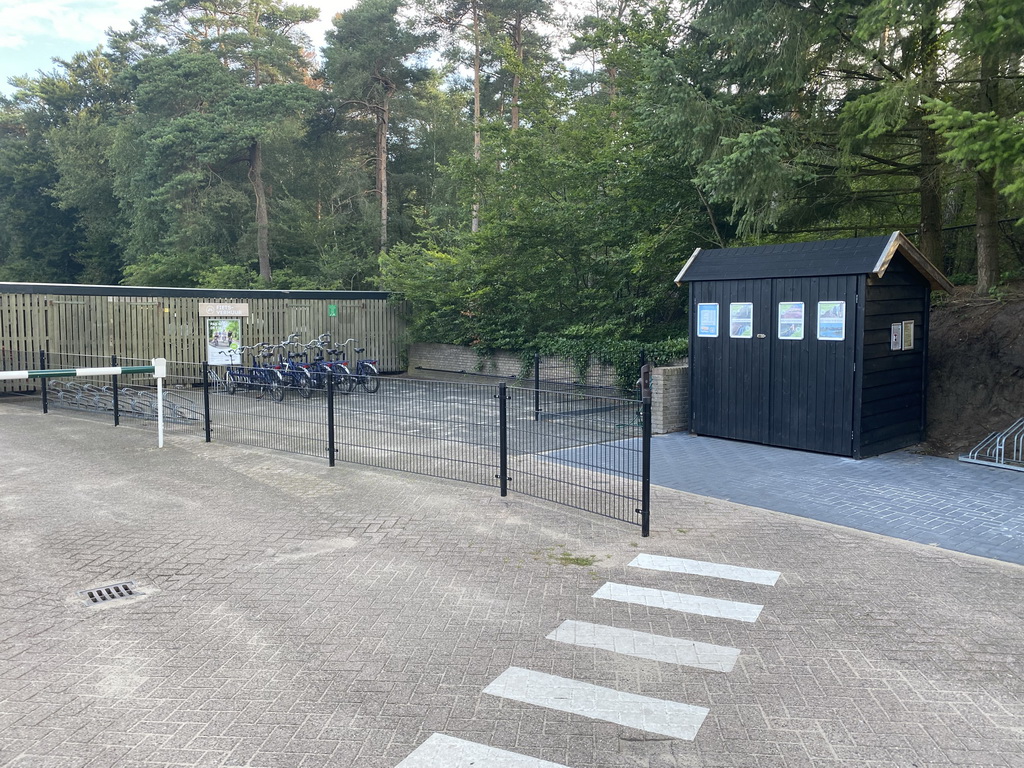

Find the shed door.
[
  {"left": 690, "top": 279, "right": 772, "bottom": 443},
  {"left": 691, "top": 277, "right": 858, "bottom": 456},
  {"left": 769, "top": 276, "right": 858, "bottom": 455}
]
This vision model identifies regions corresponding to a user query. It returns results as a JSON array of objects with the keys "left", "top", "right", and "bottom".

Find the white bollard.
[{"left": 153, "top": 358, "right": 167, "bottom": 448}]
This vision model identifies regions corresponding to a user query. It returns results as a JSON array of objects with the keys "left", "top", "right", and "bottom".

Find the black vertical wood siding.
[
  {"left": 858, "top": 255, "right": 930, "bottom": 456},
  {"left": 769, "top": 275, "right": 858, "bottom": 455},
  {"left": 690, "top": 275, "right": 858, "bottom": 456},
  {"left": 681, "top": 235, "right": 941, "bottom": 458},
  {"left": 690, "top": 280, "right": 771, "bottom": 442}
]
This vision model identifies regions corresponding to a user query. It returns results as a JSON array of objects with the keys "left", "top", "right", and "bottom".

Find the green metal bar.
[{"left": 28, "top": 368, "right": 80, "bottom": 379}]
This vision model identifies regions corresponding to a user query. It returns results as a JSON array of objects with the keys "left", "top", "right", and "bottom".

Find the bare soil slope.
[{"left": 922, "top": 286, "right": 1024, "bottom": 457}]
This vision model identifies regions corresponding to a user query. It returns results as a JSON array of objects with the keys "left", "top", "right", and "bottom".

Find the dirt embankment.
[{"left": 922, "top": 287, "right": 1024, "bottom": 457}]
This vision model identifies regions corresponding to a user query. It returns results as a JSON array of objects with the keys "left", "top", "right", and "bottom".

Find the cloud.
[
  {"left": 0, "top": 1, "right": 151, "bottom": 48},
  {"left": 0, "top": 1, "right": 358, "bottom": 50},
  {"left": 0, "top": 0, "right": 358, "bottom": 93}
]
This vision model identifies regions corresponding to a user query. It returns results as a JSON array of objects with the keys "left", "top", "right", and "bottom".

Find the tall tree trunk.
[
  {"left": 975, "top": 49, "right": 1000, "bottom": 295},
  {"left": 376, "top": 103, "right": 390, "bottom": 253},
  {"left": 471, "top": 5, "right": 481, "bottom": 233},
  {"left": 918, "top": 42, "right": 942, "bottom": 268},
  {"left": 248, "top": 139, "right": 271, "bottom": 284},
  {"left": 510, "top": 15, "right": 523, "bottom": 131},
  {"left": 918, "top": 127, "right": 943, "bottom": 268}
]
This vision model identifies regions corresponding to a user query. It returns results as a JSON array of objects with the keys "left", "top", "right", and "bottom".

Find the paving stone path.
[
  {"left": 1, "top": 404, "right": 1023, "bottom": 767},
  {"left": 648, "top": 433, "right": 1024, "bottom": 566},
  {"left": 553, "top": 432, "right": 1024, "bottom": 566}
]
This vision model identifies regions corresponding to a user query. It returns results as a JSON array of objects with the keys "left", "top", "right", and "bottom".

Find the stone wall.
[
  {"left": 407, "top": 342, "right": 524, "bottom": 379},
  {"left": 406, "top": 342, "right": 620, "bottom": 387}
]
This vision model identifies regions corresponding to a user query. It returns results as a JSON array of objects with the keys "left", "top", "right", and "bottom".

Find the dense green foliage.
[{"left": 1, "top": 0, "right": 1022, "bottom": 353}]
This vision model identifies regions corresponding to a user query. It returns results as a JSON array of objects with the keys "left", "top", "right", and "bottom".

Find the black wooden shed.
[{"left": 674, "top": 231, "right": 954, "bottom": 458}]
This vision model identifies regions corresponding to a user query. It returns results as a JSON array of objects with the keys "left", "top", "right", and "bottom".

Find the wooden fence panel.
[
  {"left": 0, "top": 285, "right": 409, "bottom": 384},
  {"left": 0, "top": 293, "right": 47, "bottom": 392}
]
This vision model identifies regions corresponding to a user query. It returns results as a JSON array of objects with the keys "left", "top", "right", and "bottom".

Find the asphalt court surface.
[{"left": 1, "top": 403, "right": 1023, "bottom": 767}]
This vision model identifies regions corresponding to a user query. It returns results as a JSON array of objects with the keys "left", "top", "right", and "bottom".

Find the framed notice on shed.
[
  {"left": 697, "top": 303, "right": 719, "bottom": 337},
  {"left": 777, "top": 302, "right": 805, "bottom": 340},
  {"left": 902, "top": 320, "right": 914, "bottom": 350},
  {"left": 729, "top": 303, "right": 753, "bottom": 338},
  {"left": 817, "top": 301, "right": 846, "bottom": 341}
]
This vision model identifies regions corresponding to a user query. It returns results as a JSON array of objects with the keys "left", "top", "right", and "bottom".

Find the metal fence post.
[
  {"left": 327, "top": 372, "right": 336, "bottom": 467},
  {"left": 39, "top": 349, "right": 48, "bottom": 414},
  {"left": 640, "top": 363, "right": 652, "bottom": 537},
  {"left": 533, "top": 352, "right": 540, "bottom": 421},
  {"left": 202, "top": 362, "right": 212, "bottom": 443},
  {"left": 111, "top": 354, "right": 120, "bottom": 426},
  {"left": 499, "top": 382, "right": 509, "bottom": 496}
]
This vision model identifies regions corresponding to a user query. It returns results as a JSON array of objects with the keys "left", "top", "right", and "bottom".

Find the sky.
[{"left": 0, "top": 0, "right": 358, "bottom": 96}]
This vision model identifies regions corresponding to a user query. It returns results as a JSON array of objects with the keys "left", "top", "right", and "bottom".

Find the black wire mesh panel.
[
  {"left": 206, "top": 368, "right": 329, "bottom": 459},
  {"left": 36, "top": 358, "right": 649, "bottom": 531},
  {"left": 332, "top": 377, "right": 501, "bottom": 488},
  {"left": 42, "top": 353, "right": 205, "bottom": 438},
  {"left": 506, "top": 386, "right": 645, "bottom": 526}
]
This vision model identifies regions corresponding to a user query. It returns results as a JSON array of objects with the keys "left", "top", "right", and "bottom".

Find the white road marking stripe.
[
  {"left": 594, "top": 582, "right": 763, "bottom": 622},
  {"left": 630, "top": 554, "right": 780, "bottom": 586},
  {"left": 483, "top": 667, "right": 709, "bottom": 740},
  {"left": 395, "top": 733, "right": 570, "bottom": 767},
  {"left": 546, "top": 619, "right": 740, "bottom": 672}
]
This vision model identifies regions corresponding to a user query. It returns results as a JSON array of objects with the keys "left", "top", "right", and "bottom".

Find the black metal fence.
[
  {"left": 28, "top": 351, "right": 653, "bottom": 534},
  {"left": 532, "top": 350, "right": 646, "bottom": 399}
]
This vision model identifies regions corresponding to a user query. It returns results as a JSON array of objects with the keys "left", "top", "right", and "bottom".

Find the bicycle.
[
  {"left": 336, "top": 338, "right": 380, "bottom": 393},
  {"left": 305, "top": 335, "right": 355, "bottom": 395},
  {"left": 224, "top": 344, "right": 285, "bottom": 401},
  {"left": 270, "top": 335, "right": 313, "bottom": 399}
]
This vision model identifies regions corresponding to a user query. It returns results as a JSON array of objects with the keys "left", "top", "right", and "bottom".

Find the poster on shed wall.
[
  {"left": 729, "top": 302, "right": 753, "bottom": 338},
  {"left": 817, "top": 301, "right": 846, "bottom": 341},
  {"left": 206, "top": 318, "right": 241, "bottom": 365},
  {"left": 777, "top": 302, "right": 805, "bottom": 340},
  {"left": 697, "top": 303, "right": 720, "bottom": 337}
]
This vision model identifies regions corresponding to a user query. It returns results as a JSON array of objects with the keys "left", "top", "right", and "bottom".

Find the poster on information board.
[{"left": 206, "top": 318, "right": 241, "bottom": 365}]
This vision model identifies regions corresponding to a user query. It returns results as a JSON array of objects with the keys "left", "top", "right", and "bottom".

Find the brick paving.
[
  {"left": 645, "top": 432, "right": 1024, "bottom": 566},
  {"left": 1, "top": 403, "right": 1023, "bottom": 767}
]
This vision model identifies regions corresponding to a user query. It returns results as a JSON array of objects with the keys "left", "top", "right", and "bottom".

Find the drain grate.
[{"left": 79, "top": 581, "right": 138, "bottom": 605}]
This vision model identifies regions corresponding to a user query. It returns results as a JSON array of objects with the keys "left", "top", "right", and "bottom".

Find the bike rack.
[
  {"left": 960, "top": 417, "right": 1024, "bottom": 473},
  {"left": 1, "top": 358, "right": 168, "bottom": 447}
]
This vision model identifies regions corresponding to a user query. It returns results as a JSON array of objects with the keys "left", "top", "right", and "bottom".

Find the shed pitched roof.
[{"left": 674, "top": 231, "right": 953, "bottom": 292}]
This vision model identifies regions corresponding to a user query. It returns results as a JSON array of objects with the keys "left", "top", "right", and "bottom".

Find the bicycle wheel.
[
  {"left": 269, "top": 380, "right": 285, "bottom": 402},
  {"left": 335, "top": 371, "right": 356, "bottom": 394},
  {"left": 225, "top": 370, "right": 238, "bottom": 395},
  {"left": 360, "top": 363, "right": 380, "bottom": 393},
  {"left": 296, "top": 372, "right": 312, "bottom": 399}
]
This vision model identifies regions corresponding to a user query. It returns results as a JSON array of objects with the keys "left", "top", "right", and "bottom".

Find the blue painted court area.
[{"left": 557, "top": 433, "right": 1024, "bottom": 566}]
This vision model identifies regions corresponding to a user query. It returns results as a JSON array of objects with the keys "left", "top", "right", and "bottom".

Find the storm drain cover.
[{"left": 79, "top": 581, "right": 138, "bottom": 605}]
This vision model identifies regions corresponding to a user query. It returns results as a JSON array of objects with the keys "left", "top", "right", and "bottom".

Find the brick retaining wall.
[{"left": 651, "top": 365, "right": 689, "bottom": 434}]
